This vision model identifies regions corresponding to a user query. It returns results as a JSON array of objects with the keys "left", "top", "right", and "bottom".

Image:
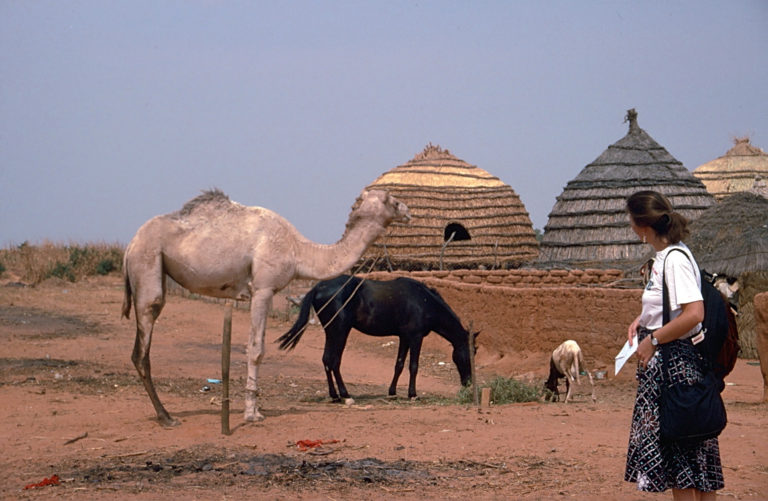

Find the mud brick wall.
[
  {"left": 372, "top": 268, "right": 627, "bottom": 288},
  {"left": 362, "top": 269, "right": 642, "bottom": 370}
]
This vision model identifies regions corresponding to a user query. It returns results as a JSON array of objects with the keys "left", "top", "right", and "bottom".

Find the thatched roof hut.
[
  {"left": 687, "top": 191, "right": 768, "bottom": 359},
  {"left": 539, "top": 109, "right": 715, "bottom": 269},
  {"left": 687, "top": 191, "right": 768, "bottom": 277},
  {"left": 693, "top": 138, "right": 768, "bottom": 200},
  {"left": 358, "top": 144, "right": 539, "bottom": 270}
]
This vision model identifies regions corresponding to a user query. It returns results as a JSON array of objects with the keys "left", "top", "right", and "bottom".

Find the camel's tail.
[
  {"left": 121, "top": 271, "right": 132, "bottom": 319},
  {"left": 276, "top": 286, "right": 318, "bottom": 350}
]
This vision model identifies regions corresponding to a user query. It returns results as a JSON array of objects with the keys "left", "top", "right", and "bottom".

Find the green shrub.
[
  {"left": 96, "top": 258, "right": 117, "bottom": 275},
  {"left": 0, "top": 260, "right": 5, "bottom": 275},
  {"left": 457, "top": 376, "right": 543, "bottom": 405},
  {"left": 48, "top": 261, "right": 76, "bottom": 282}
]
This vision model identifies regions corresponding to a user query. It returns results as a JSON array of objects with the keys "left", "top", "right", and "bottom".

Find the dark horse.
[{"left": 277, "top": 275, "right": 476, "bottom": 401}]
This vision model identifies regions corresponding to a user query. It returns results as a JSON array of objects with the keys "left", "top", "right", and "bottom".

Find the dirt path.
[{"left": 1, "top": 276, "right": 766, "bottom": 500}]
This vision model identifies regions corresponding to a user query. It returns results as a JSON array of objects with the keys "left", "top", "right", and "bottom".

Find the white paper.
[{"left": 614, "top": 335, "right": 638, "bottom": 375}]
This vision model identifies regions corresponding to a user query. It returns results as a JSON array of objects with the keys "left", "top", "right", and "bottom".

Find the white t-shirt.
[{"left": 639, "top": 243, "right": 703, "bottom": 337}]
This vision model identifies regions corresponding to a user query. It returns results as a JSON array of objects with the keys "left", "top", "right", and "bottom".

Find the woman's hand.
[{"left": 636, "top": 335, "right": 656, "bottom": 368}]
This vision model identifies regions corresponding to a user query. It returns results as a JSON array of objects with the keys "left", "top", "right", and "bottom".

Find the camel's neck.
[{"left": 294, "top": 222, "right": 386, "bottom": 280}]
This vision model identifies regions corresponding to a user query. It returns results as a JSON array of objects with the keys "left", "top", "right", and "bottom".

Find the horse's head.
[{"left": 452, "top": 330, "right": 480, "bottom": 387}]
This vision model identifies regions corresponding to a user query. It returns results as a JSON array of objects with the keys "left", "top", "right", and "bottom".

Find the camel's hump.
[{"left": 177, "top": 189, "right": 233, "bottom": 216}]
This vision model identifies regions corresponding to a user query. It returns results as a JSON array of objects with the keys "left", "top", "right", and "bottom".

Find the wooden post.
[
  {"left": 468, "top": 321, "right": 479, "bottom": 406},
  {"left": 221, "top": 302, "right": 233, "bottom": 435},
  {"left": 481, "top": 387, "right": 492, "bottom": 407}
]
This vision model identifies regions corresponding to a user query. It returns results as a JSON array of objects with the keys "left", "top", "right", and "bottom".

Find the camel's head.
[{"left": 353, "top": 190, "right": 411, "bottom": 227}]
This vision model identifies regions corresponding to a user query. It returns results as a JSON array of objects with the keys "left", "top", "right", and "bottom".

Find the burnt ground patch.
[
  {"left": 39, "top": 445, "right": 589, "bottom": 497},
  {"left": 0, "top": 306, "right": 99, "bottom": 340},
  {"left": 58, "top": 446, "right": 485, "bottom": 493}
]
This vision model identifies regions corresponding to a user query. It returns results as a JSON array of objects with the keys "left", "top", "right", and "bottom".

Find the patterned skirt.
[{"left": 624, "top": 327, "right": 724, "bottom": 492}]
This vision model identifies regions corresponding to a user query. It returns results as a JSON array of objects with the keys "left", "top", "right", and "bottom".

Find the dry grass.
[{"left": 0, "top": 241, "right": 124, "bottom": 284}]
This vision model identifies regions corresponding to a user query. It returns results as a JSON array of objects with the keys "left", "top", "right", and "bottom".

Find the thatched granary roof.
[
  {"left": 693, "top": 138, "right": 768, "bottom": 200},
  {"left": 358, "top": 143, "right": 539, "bottom": 270},
  {"left": 686, "top": 191, "right": 768, "bottom": 277},
  {"left": 539, "top": 109, "right": 715, "bottom": 269}
]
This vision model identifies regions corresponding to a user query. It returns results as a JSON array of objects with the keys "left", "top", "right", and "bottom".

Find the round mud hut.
[
  {"left": 358, "top": 144, "right": 539, "bottom": 270},
  {"left": 539, "top": 109, "right": 715, "bottom": 270},
  {"left": 692, "top": 138, "right": 768, "bottom": 200}
]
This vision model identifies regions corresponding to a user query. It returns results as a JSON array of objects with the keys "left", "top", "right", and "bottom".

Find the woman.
[{"left": 624, "top": 190, "right": 723, "bottom": 500}]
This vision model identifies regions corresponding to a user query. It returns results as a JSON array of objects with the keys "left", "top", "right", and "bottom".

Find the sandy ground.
[{"left": 0, "top": 275, "right": 766, "bottom": 500}]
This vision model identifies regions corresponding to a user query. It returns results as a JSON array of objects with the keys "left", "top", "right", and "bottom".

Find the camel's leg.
[
  {"left": 564, "top": 378, "right": 573, "bottom": 403},
  {"left": 244, "top": 288, "right": 271, "bottom": 422},
  {"left": 388, "top": 339, "right": 409, "bottom": 396},
  {"left": 130, "top": 279, "right": 177, "bottom": 426},
  {"left": 406, "top": 338, "right": 424, "bottom": 399}
]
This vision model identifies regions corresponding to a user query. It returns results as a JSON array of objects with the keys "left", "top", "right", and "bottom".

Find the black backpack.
[{"left": 662, "top": 248, "right": 739, "bottom": 382}]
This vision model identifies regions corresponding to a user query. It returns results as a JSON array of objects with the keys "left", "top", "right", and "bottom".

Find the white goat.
[{"left": 544, "top": 340, "right": 596, "bottom": 403}]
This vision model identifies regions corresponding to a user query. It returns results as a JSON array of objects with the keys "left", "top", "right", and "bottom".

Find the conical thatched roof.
[
  {"left": 693, "top": 138, "right": 768, "bottom": 200},
  {"left": 358, "top": 143, "right": 539, "bottom": 270},
  {"left": 686, "top": 191, "right": 768, "bottom": 277},
  {"left": 539, "top": 109, "right": 715, "bottom": 269}
]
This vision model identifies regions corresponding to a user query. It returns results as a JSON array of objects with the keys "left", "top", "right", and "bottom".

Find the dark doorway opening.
[{"left": 444, "top": 223, "right": 471, "bottom": 242}]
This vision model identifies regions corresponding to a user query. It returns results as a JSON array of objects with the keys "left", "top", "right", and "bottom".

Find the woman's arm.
[
  {"left": 652, "top": 300, "right": 704, "bottom": 344},
  {"left": 635, "top": 300, "right": 704, "bottom": 367},
  {"left": 628, "top": 314, "right": 641, "bottom": 346}
]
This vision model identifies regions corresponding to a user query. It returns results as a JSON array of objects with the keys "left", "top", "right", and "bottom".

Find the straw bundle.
[
  {"left": 693, "top": 138, "right": 768, "bottom": 200},
  {"left": 539, "top": 109, "right": 715, "bottom": 270},
  {"left": 359, "top": 144, "right": 539, "bottom": 270}
]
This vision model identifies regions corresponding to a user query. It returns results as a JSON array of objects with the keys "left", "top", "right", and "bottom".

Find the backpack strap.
[
  {"left": 661, "top": 248, "right": 706, "bottom": 375},
  {"left": 661, "top": 248, "right": 690, "bottom": 326}
]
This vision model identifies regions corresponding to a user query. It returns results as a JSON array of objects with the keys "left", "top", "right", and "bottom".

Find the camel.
[{"left": 122, "top": 188, "right": 410, "bottom": 426}]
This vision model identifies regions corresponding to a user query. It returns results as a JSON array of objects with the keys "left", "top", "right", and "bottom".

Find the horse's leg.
[
  {"left": 244, "top": 288, "right": 271, "bottom": 422},
  {"left": 322, "top": 326, "right": 351, "bottom": 402},
  {"left": 130, "top": 274, "right": 177, "bottom": 426},
  {"left": 388, "top": 338, "right": 409, "bottom": 397},
  {"left": 406, "top": 337, "right": 424, "bottom": 399},
  {"left": 322, "top": 342, "right": 341, "bottom": 402}
]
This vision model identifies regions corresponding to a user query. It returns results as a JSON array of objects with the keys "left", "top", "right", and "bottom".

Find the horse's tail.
[
  {"left": 277, "top": 286, "right": 318, "bottom": 350},
  {"left": 121, "top": 266, "right": 133, "bottom": 319}
]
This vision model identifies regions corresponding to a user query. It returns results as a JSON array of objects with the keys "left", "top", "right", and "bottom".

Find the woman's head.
[{"left": 626, "top": 190, "right": 689, "bottom": 244}]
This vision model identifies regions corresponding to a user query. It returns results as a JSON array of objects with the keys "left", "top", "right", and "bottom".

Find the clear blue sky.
[{"left": 1, "top": 1, "right": 766, "bottom": 246}]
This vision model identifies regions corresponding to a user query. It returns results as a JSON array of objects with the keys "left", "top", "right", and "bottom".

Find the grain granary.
[
  {"left": 358, "top": 143, "right": 539, "bottom": 270},
  {"left": 693, "top": 138, "right": 768, "bottom": 200},
  {"left": 539, "top": 109, "right": 715, "bottom": 270}
]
